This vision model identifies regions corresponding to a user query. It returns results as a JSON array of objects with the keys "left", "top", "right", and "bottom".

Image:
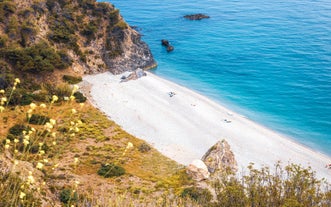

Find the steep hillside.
[{"left": 0, "top": 0, "right": 156, "bottom": 80}]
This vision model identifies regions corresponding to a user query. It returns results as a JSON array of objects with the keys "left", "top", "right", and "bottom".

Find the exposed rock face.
[
  {"left": 104, "top": 28, "right": 157, "bottom": 74},
  {"left": 0, "top": 0, "right": 156, "bottom": 77},
  {"left": 186, "top": 159, "right": 210, "bottom": 181},
  {"left": 202, "top": 140, "right": 237, "bottom": 178},
  {"left": 184, "top": 14, "right": 210, "bottom": 20}
]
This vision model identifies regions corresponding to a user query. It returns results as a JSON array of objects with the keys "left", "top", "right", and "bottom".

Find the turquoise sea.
[{"left": 105, "top": 0, "right": 331, "bottom": 156}]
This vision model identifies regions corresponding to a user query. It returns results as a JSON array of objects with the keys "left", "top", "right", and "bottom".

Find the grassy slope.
[{"left": 0, "top": 90, "right": 196, "bottom": 205}]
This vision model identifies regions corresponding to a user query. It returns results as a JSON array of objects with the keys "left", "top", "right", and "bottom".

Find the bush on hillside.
[
  {"left": 181, "top": 187, "right": 213, "bottom": 206},
  {"left": 74, "top": 91, "right": 86, "bottom": 103},
  {"left": 59, "top": 188, "right": 78, "bottom": 204},
  {"left": 62, "top": 75, "right": 82, "bottom": 84},
  {"left": 97, "top": 163, "right": 125, "bottom": 178},
  {"left": 28, "top": 114, "right": 50, "bottom": 125},
  {"left": 3, "top": 42, "right": 72, "bottom": 73}
]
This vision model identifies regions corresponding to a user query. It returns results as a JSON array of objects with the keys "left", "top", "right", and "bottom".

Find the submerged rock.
[
  {"left": 202, "top": 140, "right": 237, "bottom": 178},
  {"left": 184, "top": 14, "right": 210, "bottom": 20},
  {"left": 186, "top": 159, "right": 210, "bottom": 181}
]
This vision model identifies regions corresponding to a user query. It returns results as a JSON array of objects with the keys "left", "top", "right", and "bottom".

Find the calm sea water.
[{"left": 105, "top": 0, "right": 331, "bottom": 155}]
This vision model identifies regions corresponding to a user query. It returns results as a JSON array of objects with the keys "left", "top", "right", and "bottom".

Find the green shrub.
[
  {"left": 20, "top": 93, "right": 34, "bottom": 105},
  {"left": 74, "top": 91, "right": 86, "bottom": 103},
  {"left": 138, "top": 143, "right": 151, "bottom": 153},
  {"left": 0, "top": 35, "right": 8, "bottom": 48},
  {"left": 59, "top": 188, "right": 78, "bottom": 204},
  {"left": 28, "top": 114, "right": 50, "bottom": 125},
  {"left": 4, "top": 42, "right": 71, "bottom": 73},
  {"left": 8, "top": 124, "right": 30, "bottom": 136},
  {"left": 97, "top": 163, "right": 125, "bottom": 178},
  {"left": 181, "top": 187, "right": 212, "bottom": 205},
  {"left": 62, "top": 75, "right": 82, "bottom": 84}
]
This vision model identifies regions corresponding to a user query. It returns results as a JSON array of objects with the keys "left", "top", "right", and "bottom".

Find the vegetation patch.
[
  {"left": 62, "top": 75, "right": 82, "bottom": 84},
  {"left": 28, "top": 114, "right": 50, "bottom": 125},
  {"left": 97, "top": 163, "right": 126, "bottom": 178}
]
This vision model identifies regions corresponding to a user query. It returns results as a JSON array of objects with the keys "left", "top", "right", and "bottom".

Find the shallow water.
[{"left": 105, "top": 0, "right": 331, "bottom": 155}]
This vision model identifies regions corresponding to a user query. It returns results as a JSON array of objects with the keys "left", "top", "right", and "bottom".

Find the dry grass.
[{"left": 0, "top": 82, "right": 197, "bottom": 206}]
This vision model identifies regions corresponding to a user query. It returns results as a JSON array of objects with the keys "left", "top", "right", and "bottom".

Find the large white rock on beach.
[
  {"left": 186, "top": 159, "right": 210, "bottom": 181},
  {"left": 202, "top": 139, "right": 237, "bottom": 178}
]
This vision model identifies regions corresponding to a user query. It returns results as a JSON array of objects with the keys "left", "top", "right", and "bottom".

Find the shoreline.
[{"left": 81, "top": 71, "right": 331, "bottom": 180}]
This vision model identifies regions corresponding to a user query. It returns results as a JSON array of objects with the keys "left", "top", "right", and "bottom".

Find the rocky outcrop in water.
[
  {"left": 184, "top": 14, "right": 210, "bottom": 20},
  {"left": 161, "top": 39, "right": 174, "bottom": 52}
]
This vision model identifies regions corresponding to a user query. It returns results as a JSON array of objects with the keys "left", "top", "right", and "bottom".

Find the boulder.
[
  {"left": 184, "top": 14, "right": 210, "bottom": 20},
  {"left": 166, "top": 45, "right": 174, "bottom": 52},
  {"left": 161, "top": 39, "right": 174, "bottom": 52},
  {"left": 161, "top": 39, "right": 170, "bottom": 47},
  {"left": 125, "top": 68, "right": 146, "bottom": 81},
  {"left": 186, "top": 159, "right": 210, "bottom": 181},
  {"left": 202, "top": 140, "right": 237, "bottom": 178}
]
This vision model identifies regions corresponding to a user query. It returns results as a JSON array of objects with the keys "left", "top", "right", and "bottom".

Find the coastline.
[{"left": 81, "top": 71, "right": 331, "bottom": 180}]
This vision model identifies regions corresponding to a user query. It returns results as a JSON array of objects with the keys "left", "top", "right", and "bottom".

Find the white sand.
[{"left": 82, "top": 72, "right": 331, "bottom": 180}]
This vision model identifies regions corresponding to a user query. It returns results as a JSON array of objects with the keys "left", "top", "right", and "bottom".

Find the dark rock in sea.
[
  {"left": 166, "top": 45, "right": 174, "bottom": 52},
  {"left": 161, "top": 39, "right": 170, "bottom": 47},
  {"left": 161, "top": 39, "right": 174, "bottom": 52},
  {"left": 184, "top": 13, "right": 210, "bottom": 20}
]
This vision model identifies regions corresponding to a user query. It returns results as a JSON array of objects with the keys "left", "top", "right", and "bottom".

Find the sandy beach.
[{"left": 82, "top": 72, "right": 331, "bottom": 180}]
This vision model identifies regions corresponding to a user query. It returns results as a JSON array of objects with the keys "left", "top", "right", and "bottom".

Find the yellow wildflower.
[
  {"left": 51, "top": 95, "right": 59, "bottom": 103},
  {"left": 52, "top": 141, "right": 57, "bottom": 146},
  {"left": 40, "top": 103, "right": 46, "bottom": 108},
  {"left": 14, "top": 139, "right": 19, "bottom": 143},
  {"left": 15, "top": 78, "right": 20, "bottom": 84},
  {"left": 50, "top": 119, "right": 56, "bottom": 125},
  {"left": 74, "top": 157, "right": 79, "bottom": 164},
  {"left": 27, "top": 174, "right": 35, "bottom": 184},
  {"left": 36, "top": 162, "right": 44, "bottom": 169},
  {"left": 29, "top": 103, "right": 37, "bottom": 110},
  {"left": 73, "top": 85, "right": 79, "bottom": 91},
  {"left": 23, "top": 139, "right": 29, "bottom": 145},
  {"left": 5, "top": 139, "right": 10, "bottom": 144},
  {"left": 0, "top": 106, "right": 4, "bottom": 112},
  {"left": 0, "top": 89, "right": 4, "bottom": 94},
  {"left": 126, "top": 142, "right": 134, "bottom": 149},
  {"left": 4, "top": 144, "right": 9, "bottom": 149},
  {"left": 70, "top": 95, "right": 75, "bottom": 101},
  {"left": 19, "top": 192, "right": 26, "bottom": 199},
  {"left": 71, "top": 108, "right": 77, "bottom": 114}
]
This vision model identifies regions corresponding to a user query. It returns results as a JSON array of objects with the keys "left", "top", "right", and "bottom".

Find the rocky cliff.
[{"left": 0, "top": 0, "right": 156, "bottom": 78}]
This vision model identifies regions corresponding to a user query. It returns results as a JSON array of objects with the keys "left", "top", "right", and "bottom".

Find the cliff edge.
[{"left": 0, "top": 0, "right": 156, "bottom": 78}]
